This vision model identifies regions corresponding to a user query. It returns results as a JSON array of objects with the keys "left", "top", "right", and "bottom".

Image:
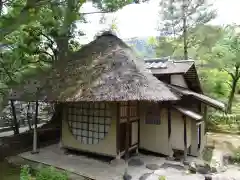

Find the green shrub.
[
  {"left": 20, "top": 165, "right": 32, "bottom": 180},
  {"left": 36, "top": 167, "right": 68, "bottom": 180},
  {"left": 231, "top": 149, "right": 240, "bottom": 164},
  {"left": 207, "top": 112, "right": 240, "bottom": 133},
  {"left": 208, "top": 113, "right": 238, "bottom": 124},
  {"left": 20, "top": 166, "right": 68, "bottom": 180},
  {"left": 158, "top": 176, "right": 166, "bottom": 180}
]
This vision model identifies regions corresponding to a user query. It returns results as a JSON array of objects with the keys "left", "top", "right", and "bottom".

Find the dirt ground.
[{"left": 206, "top": 132, "right": 240, "bottom": 155}]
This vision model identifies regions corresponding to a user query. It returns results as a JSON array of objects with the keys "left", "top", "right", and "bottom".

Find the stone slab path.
[{"left": 18, "top": 144, "right": 240, "bottom": 180}]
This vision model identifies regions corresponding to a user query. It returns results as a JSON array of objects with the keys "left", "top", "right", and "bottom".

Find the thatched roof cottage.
[{"left": 8, "top": 32, "right": 224, "bottom": 160}]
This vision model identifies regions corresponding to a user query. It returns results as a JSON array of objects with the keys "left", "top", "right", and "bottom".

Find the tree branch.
[
  {"left": 36, "top": 50, "right": 55, "bottom": 62},
  {"left": 223, "top": 68, "right": 235, "bottom": 80},
  {"left": 39, "top": 32, "right": 55, "bottom": 46},
  {"left": 0, "top": 60, "right": 14, "bottom": 81}
]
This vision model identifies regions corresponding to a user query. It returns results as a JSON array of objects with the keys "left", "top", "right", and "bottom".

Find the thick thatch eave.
[{"left": 9, "top": 33, "right": 179, "bottom": 102}]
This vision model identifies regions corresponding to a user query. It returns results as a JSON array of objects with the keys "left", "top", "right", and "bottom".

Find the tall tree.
[
  {"left": 159, "top": 0, "right": 216, "bottom": 60},
  {"left": 211, "top": 25, "right": 240, "bottom": 113},
  {"left": 0, "top": 0, "right": 148, "bottom": 120}
]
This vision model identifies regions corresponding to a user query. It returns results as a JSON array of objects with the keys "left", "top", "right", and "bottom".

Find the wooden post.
[
  {"left": 183, "top": 115, "right": 187, "bottom": 161},
  {"left": 125, "top": 101, "right": 130, "bottom": 161},
  {"left": 32, "top": 100, "right": 39, "bottom": 154},
  {"left": 137, "top": 101, "right": 140, "bottom": 154},
  {"left": 116, "top": 102, "right": 120, "bottom": 158},
  {"left": 167, "top": 106, "right": 173, "bottom": 158}
]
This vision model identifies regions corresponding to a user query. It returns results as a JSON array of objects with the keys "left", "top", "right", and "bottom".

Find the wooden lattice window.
[
  {"left": 145, "top": 103, "right": 160, "bottom": 125},
  {"left": 67, "top": 102, "right": 111, "bottom": 145}
]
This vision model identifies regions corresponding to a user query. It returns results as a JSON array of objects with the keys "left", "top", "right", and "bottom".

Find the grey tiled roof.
[{"left": 144, "top": 58, "right": 194, "bottom": 74}]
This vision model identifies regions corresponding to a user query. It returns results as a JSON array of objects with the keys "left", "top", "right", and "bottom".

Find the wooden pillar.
[
  {"left": 116, "top": 102, "right": 120, "bottom": 159},
  {"left": 32, "top": 100, "right": 39, "bottom": 154},
  {"left": 125, "top": 101, "right": 130, "bottom": 161},
  {"left": 167, "top": 106, "right": 173, "bottom": 157},
  {"left": 183, "top": 115, "right": 187, "bottom": 161},
  {"left": 137, "top": 101, "right": 140, "bottom": 154}
]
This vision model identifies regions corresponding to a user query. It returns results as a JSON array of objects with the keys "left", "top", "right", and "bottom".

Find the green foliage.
[
  {"left": 210, "top": 25, "right": 240, "bottom": 113},
  {"left": 20, "top": 165, "right": 32, "bottom": 180},
  {"left": 158, "top": 176, "right": 166, "bottom": 180},
  {"left": 36, "top": 167, "right": 68, "bottom": 180},
  {"left": 232, "top": 149, "right": 240, "bottom": 164},
  {"left": 93, "top": 0, "right": 134, "bottom": 11},
  {"left": 20, "top": 165, "right": 68, "bottom": 180},
  {"left": 206, "top": 112, "right": 240, "bottom": 134},
  {"left": 199, "top": 69, "right": 230, "bottom": 99},
  {"left": 0, "top": 0, "right": 138, "bottom": 113}
]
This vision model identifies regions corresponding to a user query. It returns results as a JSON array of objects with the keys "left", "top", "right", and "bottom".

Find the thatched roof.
[{"left": 9, "top": 32, "right": 179, "bottom": 102}]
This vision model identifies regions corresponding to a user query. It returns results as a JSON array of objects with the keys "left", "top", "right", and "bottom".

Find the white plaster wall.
[
  {"left": 190, "top": 119, "right": 199, "bottom": 156},
  {"left": 200, "top": 122, "right": 206, "bottom": 154},
  {"left": 171, "top": 110, "right": 192, "bottom": 150},
  {"left": 171, "top": 75, "right": 188, "bottom": 88},
  {"left": 139, "top": 102, "right": 170, "bottom": 155},
  {"left": 131, "top": 121, "right": 138, "bottom": 145},
  {"left": 189, "top": 120, "right": 206, "bottom": 157},
  {"left": 61, "top": 102, "right": 117, "bottom": 157}
]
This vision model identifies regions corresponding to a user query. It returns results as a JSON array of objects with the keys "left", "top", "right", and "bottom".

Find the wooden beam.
[
  {"left": 168, "top": 106, "right": 171, "bottom": 139},
  {"left": 203, "top": 105, "right": 207, "bottom": 135},
  {"left": 137, "top": 101, "right": 140, "bottom": 151},
  {"left": 198, "top": 124, "right": 201, "bottom": 149},
  {"left": 183, "top": 115, "right": 187, "bottom": 161},
  {"left": 125, "top": 101, "right": 130, "bottom": 161}
]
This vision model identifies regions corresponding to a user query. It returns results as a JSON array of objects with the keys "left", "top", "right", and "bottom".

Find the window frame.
[{"left": 67, "top": 102, "right": 111, "bottom": 145}]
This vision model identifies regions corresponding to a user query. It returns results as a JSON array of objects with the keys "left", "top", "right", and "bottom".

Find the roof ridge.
[{"left": 173, "top": 59, "right": 195, "bottom": 63}]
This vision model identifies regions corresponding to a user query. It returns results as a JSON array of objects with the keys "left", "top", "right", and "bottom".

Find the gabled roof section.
[
  {"left": 145, "top": 58, "right": 194, "bottom": 75},
  {"left": 174, "top": 106, "right": 203, "bottom": 120},
  {"left": 145, "top": 58, "right": 203, "bottom": 93},
  {"left": 168, "top": 84, "right": 225, "bottom": 111},
  {"left": 8, "top": 32, "right": 179, "bottom": 102}
]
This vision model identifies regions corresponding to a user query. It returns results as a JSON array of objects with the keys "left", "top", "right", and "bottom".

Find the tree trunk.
[
  {"left": 10, "top": 100, "right": 19, "bottom": 135},
  {"left": 50, "top": 103, "right": 63, "bottom": 126},
  {"left": 227, "top": 65, "right": 240, "bottom": 114},
  {"left": 227, "top": 79, "right": 238, "bottom": 114},
  {"left": 183, "top": 16, "right": 188, "bottom": 60}
]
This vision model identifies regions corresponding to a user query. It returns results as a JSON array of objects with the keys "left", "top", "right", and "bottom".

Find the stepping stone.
[
  {"left": 110, "top": 158, "right": 125, "bottom": 166},
  {"left": 146, "top": 164, "right": 160, "bottom": 170},
  {"left": 139, "top": 173, "right": 152, "bottom": 180},
  {"left": 128, "top": 158, "right": 144, "bottom": 167},
  {"left": 197, "top": 166, "right": 210, "bottom": 174},
  {"left": 123, "top": 172, "right": 132, "bottom": 180},
  {"left": 204, "top": 175, "right": 212, "bottom": 180}
]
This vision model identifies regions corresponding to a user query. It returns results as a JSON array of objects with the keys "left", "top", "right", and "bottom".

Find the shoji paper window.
[{"left": 67, "top": 102, "right": 111, "bottom": 144}]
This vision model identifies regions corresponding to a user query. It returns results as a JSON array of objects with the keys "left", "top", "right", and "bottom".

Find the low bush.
[
  {"left": 230, "top": 149, "right": 240, "bottom": 164},
  {"left": 207, "top": 112, "right": 240, "bottom": 134},
  {"left": 20, "top": 165, "right": 68, "bottom": 180}
]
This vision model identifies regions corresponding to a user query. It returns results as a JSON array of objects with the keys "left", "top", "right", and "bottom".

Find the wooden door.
[{"left": 118, "top": 102, "right": 139, "bottom": 155}]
